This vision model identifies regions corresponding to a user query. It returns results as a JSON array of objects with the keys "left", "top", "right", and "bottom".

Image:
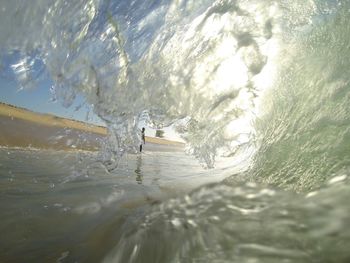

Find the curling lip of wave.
[{"left": 0, "top": 0, "right": 284, "bottom": 167}]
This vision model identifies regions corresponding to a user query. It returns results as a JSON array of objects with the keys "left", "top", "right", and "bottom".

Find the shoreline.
[
  {"left": 0, "top": 102, "right": 107, "bottom": 135},
  {"left": 0, "top": 102, "right": 184, "bottom": 151}
]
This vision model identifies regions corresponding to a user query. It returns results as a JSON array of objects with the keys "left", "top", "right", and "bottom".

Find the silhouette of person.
[{"left": 139, "top": 127, "right": 145, "bottom": 152}]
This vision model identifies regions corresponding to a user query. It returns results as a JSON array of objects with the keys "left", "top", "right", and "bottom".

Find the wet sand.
[{"left": 0, "top": 103, "right": 184, "bottom": 151}]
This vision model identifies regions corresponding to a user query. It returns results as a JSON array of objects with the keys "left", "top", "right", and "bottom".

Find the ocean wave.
[{"left": 0, "top": 0, "right": 349, "bottom": 189}]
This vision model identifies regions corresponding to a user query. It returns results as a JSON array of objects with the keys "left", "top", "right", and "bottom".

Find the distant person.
[{"left": 140, "top": 127, "right": 145, "bottom": 152}]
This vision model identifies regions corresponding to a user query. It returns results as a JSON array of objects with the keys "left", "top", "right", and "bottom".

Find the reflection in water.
[
  {"left": 134, "top": 155, "right": 143, "bottom": 184},
  {"left": 0, "top": 149, "right": 209, "bottom": 262}
]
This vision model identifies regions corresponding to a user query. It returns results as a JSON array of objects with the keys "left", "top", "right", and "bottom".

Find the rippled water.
[
  {"left": 0, "top": 148, "right": 231, "bottom": 262},
  {"left": 1, "top": 0, "right": 350, "bottom": 262}
]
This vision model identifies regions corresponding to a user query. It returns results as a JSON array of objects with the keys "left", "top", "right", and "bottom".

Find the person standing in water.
[{"left": 140, "top": 127, "right": 145, "bottom": 152}]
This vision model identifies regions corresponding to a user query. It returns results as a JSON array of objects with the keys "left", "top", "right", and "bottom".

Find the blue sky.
[
  {"left": 0, "top": 75, "right": 183, "bottom": 141},
  {"left": 0, "top": 0, "right": 183, "bottom": 141},
  {"left": 0, "top": 73, "right": 105, "bottom": 126},
  {"left": 0, "top": 50, "right": 104, "bottom": 126},
  {"left": 0, "top": 73, "right": 184, "bottom": 140}
]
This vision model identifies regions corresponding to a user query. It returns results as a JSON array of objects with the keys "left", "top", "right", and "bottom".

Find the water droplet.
[{"left": 328, "top": 174, "right": 347, "bottom": 185}]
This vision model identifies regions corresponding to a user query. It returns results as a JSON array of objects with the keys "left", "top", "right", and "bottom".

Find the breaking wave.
[
  {"left": 1, "top": 0, "right": 285, "bottom": 167},
  {"left": 2, "top": 0, "right": 350, "bottom": 261},
  {"left": 1, "top": 0, "right": 348, "bottom": 183}
]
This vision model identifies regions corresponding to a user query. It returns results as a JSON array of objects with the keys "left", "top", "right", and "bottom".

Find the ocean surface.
[
  {"left": 0, "top": 147, "right": 233, "bottom": 262},
  {"left": 1, "top": 0, "right": 350, "bottom": 262}
]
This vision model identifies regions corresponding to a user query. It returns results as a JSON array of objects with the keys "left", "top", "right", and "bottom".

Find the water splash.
[{"left": 0, "top": 0, "right": 287, "bottom": 167}]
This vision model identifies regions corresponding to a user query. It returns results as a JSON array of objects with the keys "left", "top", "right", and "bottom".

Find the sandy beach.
[{"left": 0, "top": 103, "right": 184, "bottom": 151}]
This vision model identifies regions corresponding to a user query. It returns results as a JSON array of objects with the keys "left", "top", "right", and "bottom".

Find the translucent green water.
[{"left": 1, "top": 0, "right": 350, "bottom": 262}]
